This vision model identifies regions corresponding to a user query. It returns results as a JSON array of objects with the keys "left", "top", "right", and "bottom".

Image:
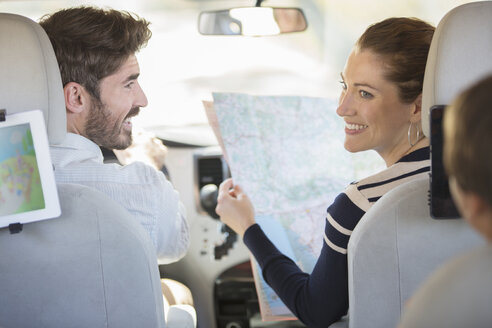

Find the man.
[
  {"left": 40, "top": 7, "right": 195, "bottom": 325},
  {"left": 40, "top": 6, "right": 189, "bottom": 264}
]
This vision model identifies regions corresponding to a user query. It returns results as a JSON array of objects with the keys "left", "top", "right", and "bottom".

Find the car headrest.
[
  {"left": 0, "top": 13, "right": 66, "bottom": 144},
  {"left": 422, "top": 1, "right": 492, "bottom": 137}
]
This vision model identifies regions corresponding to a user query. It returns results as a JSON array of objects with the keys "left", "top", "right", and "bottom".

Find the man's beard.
[{"left": 84, "top": 98, "right": 140, "bottom": 150}]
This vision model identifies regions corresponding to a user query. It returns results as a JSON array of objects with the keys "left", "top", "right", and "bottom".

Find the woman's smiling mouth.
[{"left": 345, "top": 122, "right": 368, "bottom": 134}]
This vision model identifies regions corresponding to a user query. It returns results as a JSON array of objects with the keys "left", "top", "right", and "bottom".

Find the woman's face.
[{"left": 337, "top": 49, "right": 418, "bottom": 166}]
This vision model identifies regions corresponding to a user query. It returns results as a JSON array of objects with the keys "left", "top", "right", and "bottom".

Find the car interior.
[{"left": 0, "top": 1, "right": 490, "bottom": 328}]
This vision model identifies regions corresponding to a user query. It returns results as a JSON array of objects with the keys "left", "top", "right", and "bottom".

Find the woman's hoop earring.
[{"left": 408, "top": 122, "right": 421, "bottom": 147}]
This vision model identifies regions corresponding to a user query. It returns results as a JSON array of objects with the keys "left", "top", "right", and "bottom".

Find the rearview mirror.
[{"left": 198, "top": 7, "right": 307, "bottom": 36}]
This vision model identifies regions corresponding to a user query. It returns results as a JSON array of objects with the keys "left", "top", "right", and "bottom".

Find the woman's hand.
[{"left": 216, "top": 178, "right": 256, "bottom": 237}]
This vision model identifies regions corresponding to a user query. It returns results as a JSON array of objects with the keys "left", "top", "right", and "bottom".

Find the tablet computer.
[
  {"left": 429, "top": 105, "right": 460, "bottom": 219},
  {"left": 0, "top": 109, "right": 60, "bottom": 228}
]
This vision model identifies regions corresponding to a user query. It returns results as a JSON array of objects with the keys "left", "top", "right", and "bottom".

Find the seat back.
[
  {"left": 0, "top": 13, "right": 165, "bottom": 327},
  {"left": 344, "top": 2, "right": 492, "bottom": 327},
  {"left": 0, "top": 12, "right": 65, "bottom": 143},
  {"left": 421, "top": 0, "right": 492, "bottom": 136},
  {"left": 398, "top": 243, "right": 492, "bottom": 328},
  {"left": 0, "top": 184, "right": 166, "bottom": 328},
  {"left": 346, "top": 178, "right": 483, "bottom": 328}
]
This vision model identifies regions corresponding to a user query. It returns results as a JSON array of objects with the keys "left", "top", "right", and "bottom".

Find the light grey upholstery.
[
  {"left": 421, "top": 1, "right": 492, "bottom": 136},
  {"left": 0, "top": 13, "right": 166, "bottom": 327},
  {"left": 399, "top": 245, "right": 492, "bottom": 328},
  {"left": 0, "top": 12, "right": 66, "bottom": 143},
  {"left": 398, "top": 2, "right": 492, "bottom": 327},
  {"left": 328, "top": 2, "right": 492, "bottom": 328},
  {"left": 346, "top": 178, "right": 483, "bottom": 328},
  {"left": 0, "top": 184, "right": 166, "bottom": 328}
]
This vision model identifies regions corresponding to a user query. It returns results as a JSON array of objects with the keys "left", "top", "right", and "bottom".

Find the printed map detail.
[
  {"left": 209, "top": 93, "right": 383, "bottom": 321},
  {"left": 0, "top": 123, "right": 45, "bottom": 216}
]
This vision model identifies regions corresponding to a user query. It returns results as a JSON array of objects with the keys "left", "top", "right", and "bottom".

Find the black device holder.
[{"left": 429, "top": 105, "right": 460, "bottom": 219}]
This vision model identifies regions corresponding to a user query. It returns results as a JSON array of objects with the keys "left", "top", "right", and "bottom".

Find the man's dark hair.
[{"left": 39, "top": 6, "right": 152, "bottom": 100}]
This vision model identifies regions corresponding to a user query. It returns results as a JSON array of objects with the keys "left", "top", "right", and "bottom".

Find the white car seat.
[
  {"left": 398, "top": 1, "right": 492, "bottom": 327},
  {"left": 398, "top": 243, "right": 492, "bottom": 328},
  {"left": 0, "top": 12, "right": 169, "bottom": 327},
  {"left": 328, "top": 2, "right": 492, "bottom": 327}
]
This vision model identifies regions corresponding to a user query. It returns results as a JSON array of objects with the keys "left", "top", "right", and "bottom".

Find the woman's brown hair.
[{"left": 356, "top": 17, "right": 435, "bottom": 104}]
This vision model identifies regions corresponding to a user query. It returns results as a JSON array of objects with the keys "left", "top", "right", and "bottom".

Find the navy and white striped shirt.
[
  {"left": 243, "top": 147, "right": 430, "bottom": 328},
  {"left": 325, "top": 148, "right": 430, "bottom": 255}
]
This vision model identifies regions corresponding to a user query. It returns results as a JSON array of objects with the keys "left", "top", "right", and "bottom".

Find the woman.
[{"left": 216, "top": 17, "right": 434, "bottom": 327}]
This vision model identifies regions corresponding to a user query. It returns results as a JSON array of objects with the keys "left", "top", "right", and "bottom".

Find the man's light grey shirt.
[{"left": 50, "top": 133, "right": 189, "bottom": 263}]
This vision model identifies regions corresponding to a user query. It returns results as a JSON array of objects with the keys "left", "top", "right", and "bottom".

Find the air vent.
[
  {"left": 194, "top": 147, "right": 230, "bottom": 216},
  {"left": 198, "top": 157, "right": 224, "bottom": 190}
]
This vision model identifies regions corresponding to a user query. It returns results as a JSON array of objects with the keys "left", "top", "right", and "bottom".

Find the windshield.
[{"left": 0, "top": 0, "right": 477, "bottom": 131}]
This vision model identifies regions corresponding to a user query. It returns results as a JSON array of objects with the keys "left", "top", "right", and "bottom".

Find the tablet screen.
[{"left": 0, "top": 110, "right": 60, "bottom": 228}]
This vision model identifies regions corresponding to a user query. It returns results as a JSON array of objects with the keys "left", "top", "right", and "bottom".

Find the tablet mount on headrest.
[
  {"left": 0, "top": 109, "right": 60, "bottom": 233},
  {"left": 0, "top": 109, "right": 23, "bottom": 234}
]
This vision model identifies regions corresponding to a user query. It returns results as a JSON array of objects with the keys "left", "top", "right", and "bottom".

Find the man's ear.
[
  {"left": 63, "top": 82, "right": 89, "bottom": 114},
  {"left": 409, "top": 94, "right": 423, "bottom": 124},
  {"left": 455, "top": 184, "right": 492, "bottom": 240},
  {"left": 464, "top": 192, "right": 489, "bottom": 223}
]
